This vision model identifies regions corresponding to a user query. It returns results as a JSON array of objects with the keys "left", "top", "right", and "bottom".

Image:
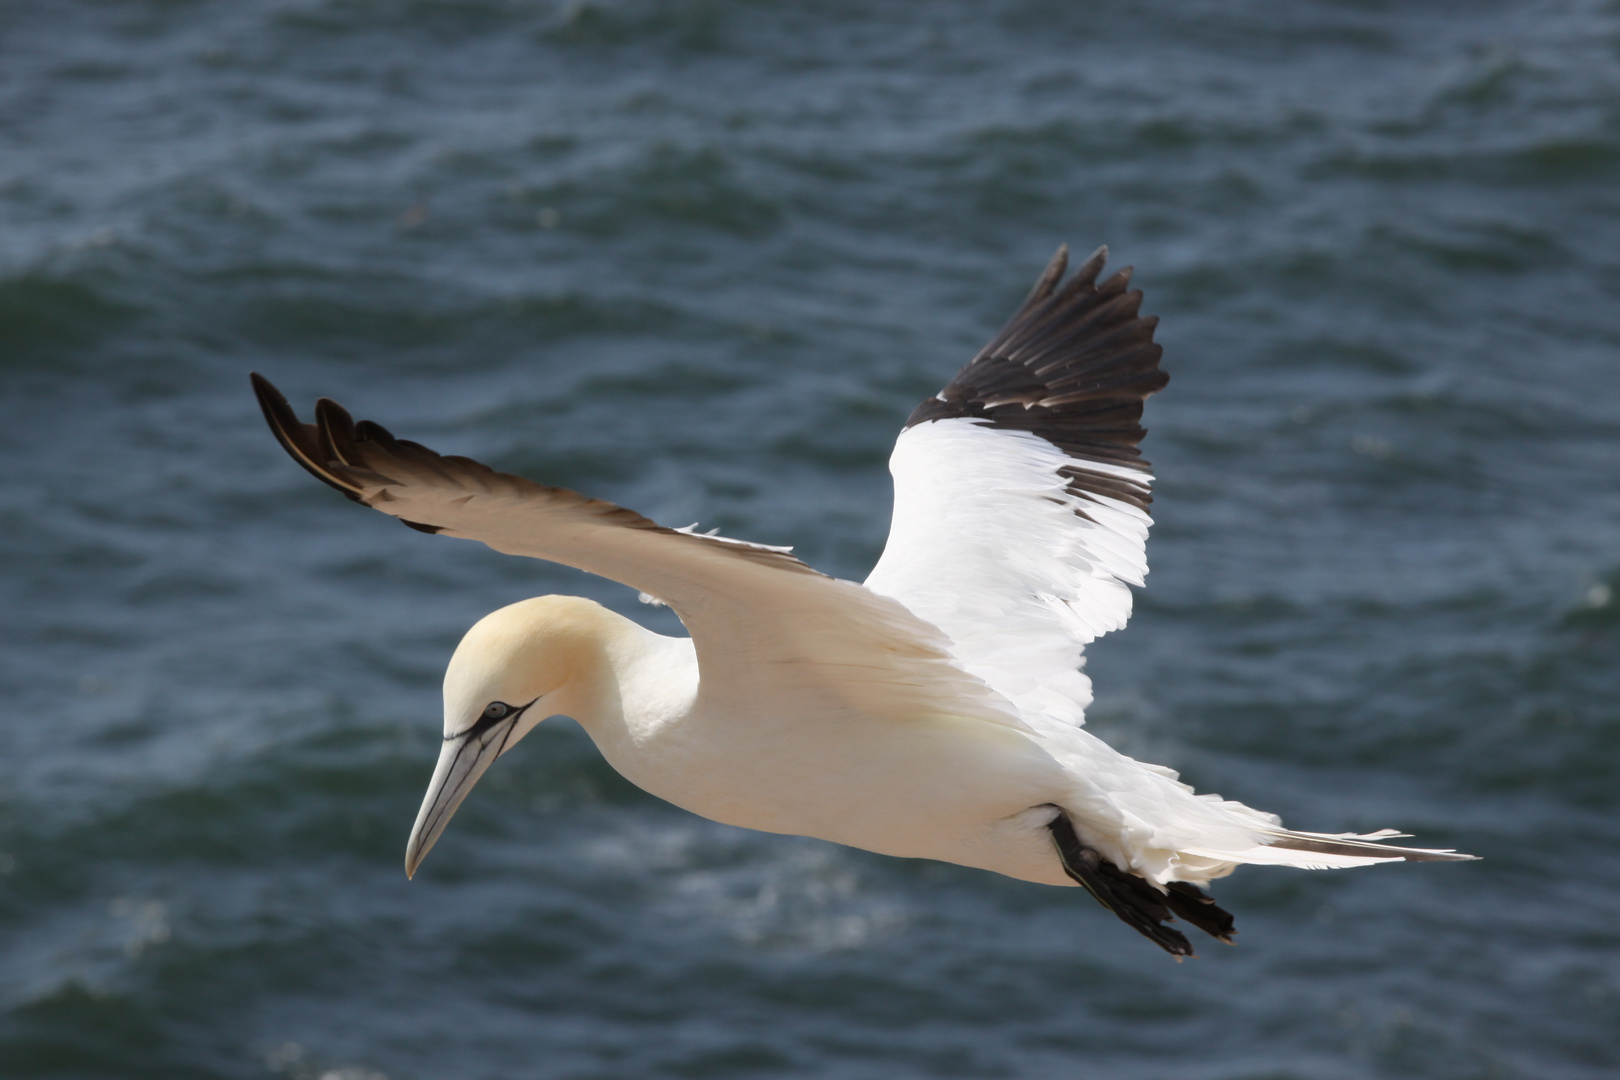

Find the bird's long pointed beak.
[{"left": 404, "top": 716, "right": 519, "bottom": 879}]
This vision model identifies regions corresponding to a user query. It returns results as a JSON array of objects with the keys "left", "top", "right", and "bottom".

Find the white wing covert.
[{"left": 865, "top": 246, "right": 1167, "bottom": 728}]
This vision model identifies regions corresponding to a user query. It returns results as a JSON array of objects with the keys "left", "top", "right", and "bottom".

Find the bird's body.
[
  {"left": 255, "top": 245, "right": 1474, "bottom": 957},
  {"left": 521, "top": 598, "right": 1074, "bottom": 887}
]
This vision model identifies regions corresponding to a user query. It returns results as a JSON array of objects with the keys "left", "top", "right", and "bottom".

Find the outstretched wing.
[
  {"left": 864, "top": 246, "right": 1167, "bottom": 728},
  {"left": 251, "top": 374, "right": 1018, "bottom": 730}
]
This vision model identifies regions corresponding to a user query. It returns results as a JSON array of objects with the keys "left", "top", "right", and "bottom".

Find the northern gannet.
[{"left": 253, "top": 246, "right": 1474, "bottom": 957}]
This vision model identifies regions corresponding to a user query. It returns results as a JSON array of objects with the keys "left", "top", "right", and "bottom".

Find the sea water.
[{"left": 3, "top": 3, "right": 1619, "bottom": 1077}]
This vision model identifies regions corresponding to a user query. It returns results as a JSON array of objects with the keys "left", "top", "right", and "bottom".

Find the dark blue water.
[{"left": 4, "top": 2, "right": 1620, "bottom": 1077}]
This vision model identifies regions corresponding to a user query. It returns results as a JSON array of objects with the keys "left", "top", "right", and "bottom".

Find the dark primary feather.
[
  {"left": 251, "top": 374, "right": 443, "bottom": 533},
  {"left": 251, "top": 374, "right": 367, "bottom": 503},
  {"left": 907, "top": 245, "right": 1168, "bottom": 514}
]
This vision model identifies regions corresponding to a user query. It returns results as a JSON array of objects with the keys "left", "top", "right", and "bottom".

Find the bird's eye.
[{"left": 483, "top": 701, "right": 511, "bottom": 720}]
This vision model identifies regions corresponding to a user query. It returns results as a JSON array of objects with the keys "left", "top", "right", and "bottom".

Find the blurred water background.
[{"left": 3, "top": 1, "right": 1620, "bottom": 1077}]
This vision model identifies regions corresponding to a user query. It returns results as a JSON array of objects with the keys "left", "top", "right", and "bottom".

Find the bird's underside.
[{"left": 252, "top": 244, "right": 1475, "bottom": 959}]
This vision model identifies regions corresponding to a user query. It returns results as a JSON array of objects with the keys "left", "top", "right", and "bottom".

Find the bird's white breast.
[{"left": 591, "top": 642, "right": 1080, "bottom": 886}]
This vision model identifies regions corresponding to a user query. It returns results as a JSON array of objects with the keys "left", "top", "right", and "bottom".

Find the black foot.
[
  {"left": 1165, "top": 880, "right": 1236, "bottom": 944},
  {"left": 1047, "top": 811, "right": 1237, "bottom": 958}
]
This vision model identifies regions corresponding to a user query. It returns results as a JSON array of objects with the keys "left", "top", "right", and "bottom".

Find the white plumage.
[
  {"left": 254, "top": 245, "right": 1474, "bottom": 957},
  {"left": 868, "top": 418, "right": 1149, "bottom": 726}
]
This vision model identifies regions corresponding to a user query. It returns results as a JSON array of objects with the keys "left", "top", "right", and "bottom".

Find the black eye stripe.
[{"left": 449, "top": 697, "right": 538, "bottom": 742}]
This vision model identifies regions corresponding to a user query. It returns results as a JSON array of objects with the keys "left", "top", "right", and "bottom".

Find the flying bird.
[{"left": 252, "top": 245, "right": 1474, "bottom": 957}]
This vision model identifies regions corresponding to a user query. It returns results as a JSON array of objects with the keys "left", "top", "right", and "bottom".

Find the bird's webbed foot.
[{"left": 1046, "top": 810, "right": 1236, "bottom": 959}]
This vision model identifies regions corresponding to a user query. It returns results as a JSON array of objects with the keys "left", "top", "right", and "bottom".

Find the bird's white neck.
[{"left": 540, "top": 605, "right": 700, "bottom": 778}]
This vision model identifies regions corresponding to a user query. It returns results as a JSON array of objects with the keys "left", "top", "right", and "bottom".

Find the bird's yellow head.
[{"left": 404, "top": 595, "right": 616, "bottom": 878}]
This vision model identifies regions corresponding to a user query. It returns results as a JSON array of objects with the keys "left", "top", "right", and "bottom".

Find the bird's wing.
[
  {"left": 863, "top": 246, "right": 1167, "bottom": 728},
  {"left": 251, "top": 374, "right": 1020, "bottom": 730}
]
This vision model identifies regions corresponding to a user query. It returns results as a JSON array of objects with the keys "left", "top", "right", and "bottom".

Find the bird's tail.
[
  {"left": 1049, "top": 810, "right": 1477, "bottom": 958},
  {"left": 1181, "top": 828, "right": 1479, "bottom": 871}
]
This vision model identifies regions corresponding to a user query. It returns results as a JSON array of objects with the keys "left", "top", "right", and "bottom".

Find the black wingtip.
[
  {"left": 250, "top": 373, "right": 364, "bottom": 500},
  {"left": 904, "top": 246, "right": 1168, "bottom": 511},
  {"left": 253, "top": 374, "right": 448, "bottom": 537},
  {"left": 1098, "top": 264, "right": 1135, "bottom": 293},
  {"left": 1072, "top": 244, "right": 1108, "bottom": 288},
  {"left": 249, "top": 371, "right": 295, "bottom": 433},
  {"left": 355, "top": 418, "right": 396, "bottom": 441},
  {"left": 315, "top": 397, "right": 362, "bottom": 468},
  {"left": 1022, "top": 244, "right": 1070, "bottom": 308}
]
